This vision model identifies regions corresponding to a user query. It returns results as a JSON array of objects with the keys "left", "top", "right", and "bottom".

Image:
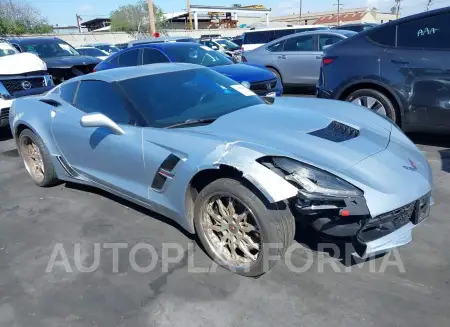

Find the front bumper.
[{"left": 295, "top": 191, "right": 433, "bottom": 257}]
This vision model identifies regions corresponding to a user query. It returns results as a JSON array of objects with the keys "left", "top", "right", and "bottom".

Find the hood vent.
[{"left": 308, "top": 121, "right": 359, "bottom": 143}]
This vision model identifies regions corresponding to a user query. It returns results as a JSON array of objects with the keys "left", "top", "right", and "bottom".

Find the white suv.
[{"left": 0, "top": 40, "right": 54, "bottom": 128}]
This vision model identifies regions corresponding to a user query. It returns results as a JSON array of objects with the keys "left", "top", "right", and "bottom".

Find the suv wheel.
[{"left": 345, "top": 89, "right": 397, "bottom": 123}]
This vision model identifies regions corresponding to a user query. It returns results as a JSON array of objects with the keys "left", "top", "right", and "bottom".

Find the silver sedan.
[{"left": 243, "top": 30, "right": 357, "bottom": 87}]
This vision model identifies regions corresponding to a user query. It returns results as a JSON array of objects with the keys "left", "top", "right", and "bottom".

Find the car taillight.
[
  {"left": 241, "top": 55, "right": 247, "bottom": 62},
  {"left": 322, "top": 57, "right": 335, "bottom": 66},
  {"left": 93, "top": 66, "right": 97, "bottom": 72}
]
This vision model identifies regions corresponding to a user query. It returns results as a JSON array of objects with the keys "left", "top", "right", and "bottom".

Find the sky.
[{"left": 28, "top": 0, "right": 450, "bottom": 26}]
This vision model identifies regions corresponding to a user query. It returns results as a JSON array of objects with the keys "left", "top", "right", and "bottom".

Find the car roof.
[
  {"left": 6, "top": 36, "right": 62, "bottom": 44},
  {"left": 85, "top": 43, "right": 111, "bottom": 46},
  {"left": 244, "top": 25, "right": 328, "bottom": 33},
  {"left": 128, "top": 36, "right": 195, "bottom": 45},
  {"left": 67, "top": 63, "right": 203, "bottom": 83},
  {"left": 76, "top": 46, "right": 98, "bottom": 49},
  {"left": 128, "top": 41, "right": 200, "bottom": 51}
]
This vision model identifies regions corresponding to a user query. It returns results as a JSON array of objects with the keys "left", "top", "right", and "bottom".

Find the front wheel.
[
  {"left": 345, "top": 88, "right": 398, "bottom": 123},
  {"left": 194, "top": 178, "right": 295, "bottom": 277}
]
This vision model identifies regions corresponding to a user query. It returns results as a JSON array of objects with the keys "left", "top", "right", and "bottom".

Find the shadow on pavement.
[
  {"left": 408, "top": 132, "right": 450, "bottom": 148},
  {"left": 440, "top": 149, "right": 450, "bottom": 173},
  {"left": 64, "top": 182, "right": 197, "bottom": 241},
  {"left": 284, "top": 86, "right": 317, "bottom": 96},
  {"left": 0, "top": 128, "right": 12, "bottom": 141}
]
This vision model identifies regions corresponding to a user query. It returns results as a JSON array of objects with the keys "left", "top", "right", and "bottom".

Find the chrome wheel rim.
[
  {"left": 20, "top": 136, "right": 45, "bottom": 183},
  {"left": 200, "top": 194, "right": 262, "bottom": 267},
  {"left": 351, "top": 96, "right": 387, "bottom": 116}
]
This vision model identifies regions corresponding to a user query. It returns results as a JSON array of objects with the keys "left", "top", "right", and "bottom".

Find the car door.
[
  {"left": 141, "top": 48, "right": 171, "bottom": 65},
  {"left": 51, "top": 80, "right": 149, "bottom": 200},
  {"left": 276, "top": 34, "right": 322, "bottom": 85},
  {"left": 394, "top": 11, "right": 450, "bottom": 131}
]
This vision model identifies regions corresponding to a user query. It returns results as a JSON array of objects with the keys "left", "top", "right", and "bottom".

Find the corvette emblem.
[
  {"left": 403, "top": 159, "right": 417, "bottom": 171},
  {"left": 21, "top": 81, "right": 31, "bottom": 90}
]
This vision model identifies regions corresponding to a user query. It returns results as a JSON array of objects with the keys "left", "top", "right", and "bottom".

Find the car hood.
[
  {"left": 211, "top": 63, "right": 275, "bottom": 82},
  {"left": 187, "top": 97, "right": 393, "bottom": 173},
  {"left": 43, "top": 55, "right": 101, "bottom": 68},
  {"left": 0, "top": 53, "right": 47, "bottom": 75}
]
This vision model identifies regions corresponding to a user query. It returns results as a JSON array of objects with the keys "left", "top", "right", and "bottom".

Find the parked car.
[
  {"left": 115, "top": 43, "right": 128, "bottom": 50},
  {"left": 331, "top": 23, "right": 379, "bottom": 32},
  {"left": 7, "top": 37, "right": 101, "bottom": 84},
  {"left": 76, "top": 47, "right": 109, "bottom": 60},
  {"left": 10, "top": 64, "right": 433, "bottom": 276},
  {"left": 94, "top": 42, "right": 283, "bottom": 97},
  {"left": 241, "top": 25, "right": 329, "bottom": 51},
  {"left": 317, "top": 7, "right": 450, "bottom": 133},
  {"left": 243, "top": 30, "right": 356, "bottom": 87},
  {"left": 83, "top": 43, "right": 120, "bottom": 54},
  {"left": 0, "top": 40, "right": 53, "bottom": 128},
  {"left": 231, "top": 36, "right": 243, "bottom": 47},
  {"left": 199, "top": 38, "right": 242, "bottom": 62},
  {"left": 128, "top": 36, "right": 197, "bottom": 47}
]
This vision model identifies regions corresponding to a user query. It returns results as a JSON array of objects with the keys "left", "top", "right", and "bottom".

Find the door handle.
[
  {"left": 278, "top": 55, "right": 286, "bottom": 59},
  {"left": 391, "top": 59, "right": 409, "bottom": 65}
]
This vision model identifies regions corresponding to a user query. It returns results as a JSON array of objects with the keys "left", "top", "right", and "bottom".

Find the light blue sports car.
[{"left": 9, "top": 63, "right": 433, "bottom": 276}]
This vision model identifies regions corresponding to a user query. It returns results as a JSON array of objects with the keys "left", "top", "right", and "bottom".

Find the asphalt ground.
[{"left": 0, "top": 92, "right": 449, "bottom": 327}]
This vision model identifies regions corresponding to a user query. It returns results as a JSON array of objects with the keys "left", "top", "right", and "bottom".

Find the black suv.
[
  {"left": 7, "top": 37, "right": 101, "bottom": 84},
  {"left": 317, "top": 7, "right": 450, "bottom": 133}
]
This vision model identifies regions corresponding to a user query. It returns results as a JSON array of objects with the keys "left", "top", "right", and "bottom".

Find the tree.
[
  {"left": 110, "top": 0, "right": 167, "bottom": 34},
  {"left": 390, "top": 0, "right": 402, "bottom": 18},
  {"left": 0, "top": 0, "right": 53, "bottom": 35}
]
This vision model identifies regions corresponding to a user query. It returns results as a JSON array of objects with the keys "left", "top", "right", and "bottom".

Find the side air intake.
[{"left": 151, "top": 154, "right": 181, "bottom": 190}]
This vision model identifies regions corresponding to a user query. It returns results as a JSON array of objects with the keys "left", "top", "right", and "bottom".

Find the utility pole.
[
  {"left": 147, "top": 0, "right": 156, "bottom": 34},
  {"left": 187, "top": 0, "right": 193, "bottom": 30},
  {"left": 333, "top": 1, "right": 343, "bottom": 26},
  {"left": 298, "top": 0, "right": 302, "bottom": 24},
  {"left": 426, "top": 0, "right": 433, "bottom": 11},
  {"left": 75, "top": 14, "right": 82, "bottom": 33}
]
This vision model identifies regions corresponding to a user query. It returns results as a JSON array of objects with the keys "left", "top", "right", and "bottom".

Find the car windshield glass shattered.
[
  {"left": 20, "top": 40, "right": 80, "bottom": 58},
  {"left": 0, "top": 42, "right": 18, "bottom": 57},
  {"left": 162, "top": 44, "right": 233, "bottom": 67},
  {"left": 119, "top": 68, "right": 264, "bottom": 128}
]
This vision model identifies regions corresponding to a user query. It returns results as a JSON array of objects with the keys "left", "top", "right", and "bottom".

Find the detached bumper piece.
[{"left": 294, "top": 192, "right": 432, "bottom": 257}]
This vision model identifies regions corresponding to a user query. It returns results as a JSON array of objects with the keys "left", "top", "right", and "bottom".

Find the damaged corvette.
[
  {"left": 7, "top": 37, "right": 101, "bottom": 84},
  {"left": 9, "top": 63, "right": 433, "bottom": 276}
]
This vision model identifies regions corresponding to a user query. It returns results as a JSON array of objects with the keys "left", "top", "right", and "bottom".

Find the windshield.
[
  {"left": 163, "top": 44, "right": 233, "bottom": 67},
  {"left": 215, "top": 39, "right": 240, "bottom": 50},
  {"left": 95, "top": 44, "right": 120, "bottom": 53},
  {"left": 0, "top": 42, "right": 18, "bottom": 57},
  {"left": 119, "top": 68, "right": 263, "bottom": 128},
  {"left": 20, "top": 39, "right": 79, "bottom": 58},
  {"left": 77, "top": 48, "right": 107, "bottom": 57}
]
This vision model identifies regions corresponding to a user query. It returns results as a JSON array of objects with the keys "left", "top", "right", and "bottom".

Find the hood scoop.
[{"left": 309, "top": 121, "right": 360, "bottom": 143}]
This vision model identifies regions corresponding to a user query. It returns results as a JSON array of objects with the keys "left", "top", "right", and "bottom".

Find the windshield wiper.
[{"left": 166, "top": 118, "right": 217, "bottom": 129}]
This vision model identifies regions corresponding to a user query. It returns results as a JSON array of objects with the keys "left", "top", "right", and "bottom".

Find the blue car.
[{"left": 94, "top": 42, "right": 283, "bottom": 97}]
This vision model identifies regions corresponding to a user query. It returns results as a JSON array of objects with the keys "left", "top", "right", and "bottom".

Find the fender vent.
[
  {"left": 40, "top": 99, "right": 61, "bottom": 107},
  {"left": 151, "top": 154, "right": 181, "bottom": 190},
  {"left": 309, "top": 121, "right": 359, "bottom": 143}
]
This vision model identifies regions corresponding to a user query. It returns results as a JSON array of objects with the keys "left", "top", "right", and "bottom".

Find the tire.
[
  {"left": 18, "top": 129, "right": 59, "bottom": 187},
  {"left": 267, "top": 67, "right": 282, "bottom": 84},
  {"left": 345, "top": 88, "right": 398, "bottom": 123},
  {"left": 193, "top": 178, "right": 295, "bottom": 277}
]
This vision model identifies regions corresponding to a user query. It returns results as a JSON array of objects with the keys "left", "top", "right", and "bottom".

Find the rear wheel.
[
  {"left": 267, "top": 67, "right": 282, "bottom": 84},
  {"left": 18, "top": 129, "right": 59, "bottom": 187},
  {"left": 345, "top": 88, "right": 397, "bottom": 123},
  {"left": 194, "top": 178, "right": 295, "bottom": 277}
]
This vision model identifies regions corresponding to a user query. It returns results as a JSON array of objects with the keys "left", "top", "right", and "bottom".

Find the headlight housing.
[
  {"left": 241, "top": 81, "right": 251, "bottom": 89},
  {"left": 261, "top": 157, "right": 362, "bottom": 197}
]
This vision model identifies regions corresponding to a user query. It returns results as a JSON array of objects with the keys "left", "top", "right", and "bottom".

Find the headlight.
[
  {"left": 241, "top": 81, "right": 251, "bottom": 89},
  {"left": 265, "top": 157, "right": 362, "bottom": 197}
]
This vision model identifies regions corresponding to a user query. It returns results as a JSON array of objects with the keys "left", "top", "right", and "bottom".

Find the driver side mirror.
[
  {"left": 261, "top": 96, "right": 275, "bottom": 105},
  {"left": 80, "top": 113, "right": 125, "bottom": 135}
]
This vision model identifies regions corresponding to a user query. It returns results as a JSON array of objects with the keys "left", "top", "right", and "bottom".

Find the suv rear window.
[
  {"left": 397, "top": 12, "right": 450, "bottom": 49},
  {"left": 367, "top": 24, "right": 396, "bottom": 47}
]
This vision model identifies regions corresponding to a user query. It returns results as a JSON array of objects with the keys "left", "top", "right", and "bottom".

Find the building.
[
  {"left": 164, "top": 4, "right": 272, "bottom": 30},
  {"left": 270, "top": 7, "right": 397, "bottom": 26},
  {"left": 52, "top": 25, "right": 88, "bottom": 34},
  {"left": 81, "top": 18, "right": 111, "bottom": 32}
]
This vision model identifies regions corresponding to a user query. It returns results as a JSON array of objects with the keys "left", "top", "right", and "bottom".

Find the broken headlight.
[{"left": 264, "top": 157, "right": 363, "bottom": 197}]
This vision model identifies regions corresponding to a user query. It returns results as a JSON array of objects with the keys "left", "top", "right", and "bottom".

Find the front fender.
[{"left": 200, "top": 141, "right": 298, "bottom": 203}]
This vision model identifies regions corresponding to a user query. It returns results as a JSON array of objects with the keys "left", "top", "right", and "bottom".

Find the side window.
[
  {"left": 107, "top": 54, "right": 119, "bottom": 66},
  {"left": 244, "top": 31, "right": 271, "bottom": 44},
  {"left": 60, "top": 81, "right": 78, "bottom": 104},
  {"left": 118, "top": 49, "right": 139, "bottom": 67},
  {"left": 142, "top": 48, "right": 170, "bottom": 65},
  {"left": 12, "top": 44, "right": 21, "bottom": 52},
  {"left": 318, "top": 34, "right": 344, "bottom": 50},
  {"left": 367, "top": 24, "right": 396, "bottom": 47},
  {"left": 273, "top": 29, "right": 295, "bottom": 39},
  {"left": 267, "top": 40, "right": 285, "bottom": 52},
  {"left": 74, "top": 81, "right": 131, "bottom": 125},
  {"left": 283, "top": 35, "right": 314, "bottom": 52},
  {"left": 397, "top": 13, "right": 450, "bottom": 49}
]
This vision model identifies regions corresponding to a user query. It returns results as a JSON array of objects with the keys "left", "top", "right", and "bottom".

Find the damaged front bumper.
[{"left": 294, "top": 191, "right": 433, "bottom": 258}]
